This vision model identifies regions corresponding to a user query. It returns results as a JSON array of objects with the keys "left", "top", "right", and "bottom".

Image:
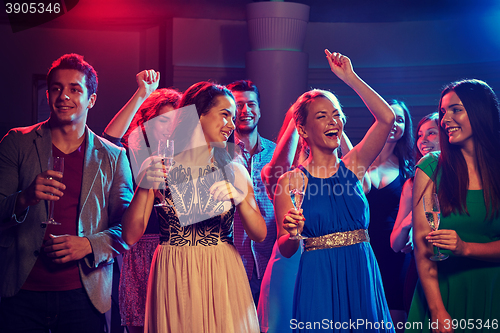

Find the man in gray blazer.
[{"left": 0, "top": 54, "right": 133, "bottom": 332}]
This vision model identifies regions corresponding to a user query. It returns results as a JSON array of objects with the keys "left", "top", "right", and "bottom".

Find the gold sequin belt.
[{"left": 304, "top": 229, "right": 370, "bottom": 252}]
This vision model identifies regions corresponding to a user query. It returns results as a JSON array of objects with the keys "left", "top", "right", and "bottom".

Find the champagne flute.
[
  {"left": 154, "top": 138, "right": 174, "bottom": 207},
  {"left": 288, "top": 168, "right": 307, "bottom": 240},
  {"left": 423, "top": 193, "right": 448, "bottom": 261},
  {"left": 42, "top": 156, "right": 64, "bottom": 225}
]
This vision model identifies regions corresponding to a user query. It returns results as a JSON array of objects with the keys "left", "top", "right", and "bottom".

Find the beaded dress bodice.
[{"left": 155, "top": 163, "right": 235, "bottom": 246}]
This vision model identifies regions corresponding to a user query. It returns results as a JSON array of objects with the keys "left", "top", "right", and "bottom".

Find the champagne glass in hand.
[
  {"left": 42, "top": 156, "right": 64, "bottom": 225},
  {"left": 288, "top": 168, "right": 307, "bottom": 240},
  {"left": 154, "top": 138, "right": 174, "bottom": 207},
  {"left": 423, "top": 193, "right": 448, "bottom": 261}
]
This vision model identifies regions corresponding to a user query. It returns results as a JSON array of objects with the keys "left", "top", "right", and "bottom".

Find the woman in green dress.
[{"left": 407, "top": 79, "right": 500, "bottom": 333}]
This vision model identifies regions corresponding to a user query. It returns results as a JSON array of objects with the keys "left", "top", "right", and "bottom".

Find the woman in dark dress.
[{"left": 366, "top": 100, "right": 415, "bottom": 331}]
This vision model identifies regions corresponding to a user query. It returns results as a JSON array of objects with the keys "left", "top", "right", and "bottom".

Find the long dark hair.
[
  {"left": 437, "top": 79, "right": 500, "bottom": 218},
  {"left": 389, "top": 100, "right": 415, "bottom": 180},
  {"left": 171, "top": 81, "right": 236, "bottom": 175}
]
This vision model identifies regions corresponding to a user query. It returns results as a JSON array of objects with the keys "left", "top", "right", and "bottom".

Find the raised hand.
[
  {"left": 103, "top": 69, "right": 161, "bottom": 139},
  {"left": 324, "top": 49, "right": 355, "bottom": 83},
  {"left": 136, "top": 69, "right": 160, "bottom": 98}
]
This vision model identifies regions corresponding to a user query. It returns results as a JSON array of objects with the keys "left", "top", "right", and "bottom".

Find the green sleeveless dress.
[{"left": 406, "top": 152, "right": 500, "bottom": 332}]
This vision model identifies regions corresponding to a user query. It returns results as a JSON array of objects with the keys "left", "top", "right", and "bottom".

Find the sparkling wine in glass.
[
  {"left": 154, "top": 139, "right": 174, "bottom": 208},
  {"left": 42, "top": 156, "right": 64, "bottom": 225},
  {"left": 288, "top": 168, "right": 307, "bottom": 240},
  {"left": 423, "top": 193, "right": 448, "bottom": 261}
]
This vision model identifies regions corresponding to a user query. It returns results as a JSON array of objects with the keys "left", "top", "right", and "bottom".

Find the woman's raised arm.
[{"left": 325, "top": 50, "right": 395, "bottom": 176}]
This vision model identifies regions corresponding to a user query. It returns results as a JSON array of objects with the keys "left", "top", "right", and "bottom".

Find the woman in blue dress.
[{"left": 274, "top": 50, "right": 395, "bottom": 332}]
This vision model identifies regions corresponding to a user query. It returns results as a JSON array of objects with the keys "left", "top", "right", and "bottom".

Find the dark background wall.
[{"left": 1, "top": 0, "right": 500, "bottom": 144}]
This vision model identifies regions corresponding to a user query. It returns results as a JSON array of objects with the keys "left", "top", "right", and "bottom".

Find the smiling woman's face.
[
  {"left": 299, "top": 96, "right": 344, "bottom": 151},
  {"left": 417, "top": 119, "right": 440, "bottom": 156},
  {"left": 199, "top": 95, "right": 236, "bottom": 148},
  {"left": 150, "top": 104, "right": 176, "bottom": 143},
  {"left": 440, "top": 91, "right": 473, "bottom": 148},
  {"left": 387, "top": 104, "right": 406, "bottom": 143}
]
